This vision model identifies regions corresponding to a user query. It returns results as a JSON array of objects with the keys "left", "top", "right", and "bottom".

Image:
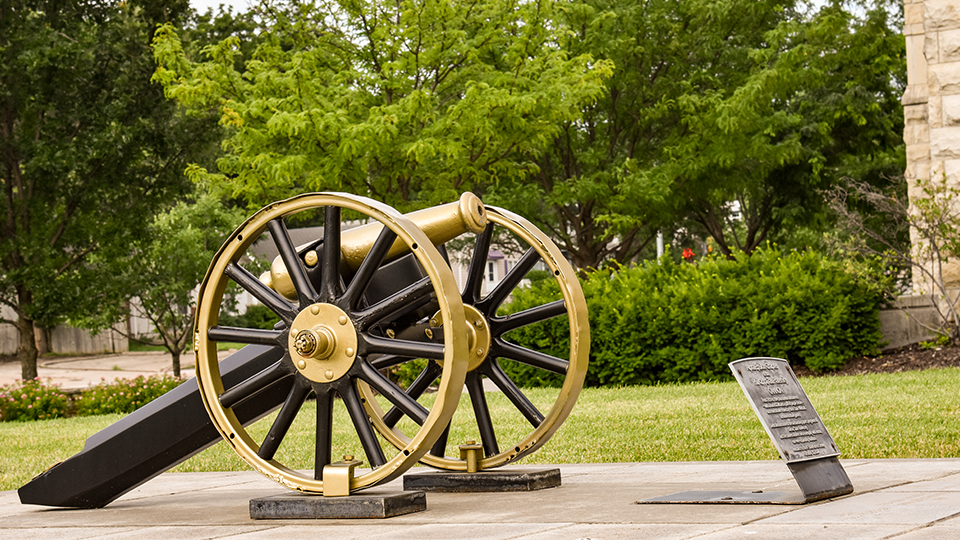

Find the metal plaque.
[
  {"left": 641, "top": 357, "right": 852, "bottom": 505},
  {"left": 729, "top": 357, "right": 840, "bottom": 463}
]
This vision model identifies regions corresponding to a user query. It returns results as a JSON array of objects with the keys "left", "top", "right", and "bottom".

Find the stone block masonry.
[{"left": 904, "top": 0, "right": 960, "bottom": 292}]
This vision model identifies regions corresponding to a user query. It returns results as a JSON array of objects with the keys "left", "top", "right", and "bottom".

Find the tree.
[
  {"left": 0, "top": 0, "right": 207, "bottom": 380},
  {"left": 124, "top": 190, "right": 244, "bottom": 376},
  {"left": 152, "top": 0, "right": 613, "bottom": 212},
  {"left": 488, "top": 0, "right": 905, "bottom": 269},
  {"left": 829, "top": 175, "right": 960, "bottom": 342},
  {"left": 667, "top": 1, "right": 905, "bottom": 257}
]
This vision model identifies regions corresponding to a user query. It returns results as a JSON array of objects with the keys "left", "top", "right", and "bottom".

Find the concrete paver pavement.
[{"left": 3, "top": 459, "right": 960, "bottom": 539}]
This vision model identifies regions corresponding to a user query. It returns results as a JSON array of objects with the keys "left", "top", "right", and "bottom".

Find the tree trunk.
[
  {"left": 171, "top": 349, "right": 181, "bottom": 378},
  {"left": 34, "top": 323, "right": 52, "bottom": 356},
  {"left": 17, "top": 289, "right": 38, "bottom": 381}
]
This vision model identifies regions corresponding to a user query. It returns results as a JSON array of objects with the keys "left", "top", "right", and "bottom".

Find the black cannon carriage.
[{"left": 20, "top": 192, "right": 589, "bottom": 507}]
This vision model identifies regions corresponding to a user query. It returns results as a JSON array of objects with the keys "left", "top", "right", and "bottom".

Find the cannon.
[{"left": 19, "top": 192, "right": 588, "bottom": 506}]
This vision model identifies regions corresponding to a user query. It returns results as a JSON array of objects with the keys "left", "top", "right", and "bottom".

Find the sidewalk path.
[
  {"left": 0, "top": 348, "right": 503, "bottom": 393},
  {"left": 0, "top": 350, "right": 235, "bottom": 391},
  {"left": 3, "top": 460, "right": 960, "bottom": 539}
]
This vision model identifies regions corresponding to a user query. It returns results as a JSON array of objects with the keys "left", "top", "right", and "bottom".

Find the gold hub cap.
[
  {"left": 430, "top": 305, "right": 490, "bottom": 372},
  {"left": 289, "top": 303, "right": 358, "bottom": 382}
]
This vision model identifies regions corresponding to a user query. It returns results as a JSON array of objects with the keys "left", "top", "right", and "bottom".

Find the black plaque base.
[
  {"left": 250, "top": 490, "right": 426, "bottom": 519},
  {"left": 639, "top": 456, "right": 853, "bottom": 505},
  {"left": 403, "top": 468, "right": 561, "bottom": 492}
]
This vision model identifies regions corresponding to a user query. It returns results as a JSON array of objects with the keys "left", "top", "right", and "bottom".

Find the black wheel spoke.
[
  {"left": 219, "top": 359, "right": 290, "bottom": 409},
  {"left": 208, "top": 326, "right": 283, "bottom": 347},
  {"left": 358, "top": 361, "right": 429, "bottom": 425},
  {"left": 353, "top": 276, "right": 434, "bottom": 330},
  {"left": 341, "top": 383, "right": 387, "bottom": 468},
  {"left": 320, "top": 205, "right": 341, "bottom": 303},
  {"left": 315, "top": 391, "right": 333, "bottom": 480},
  {"left": 463, "top": 223, "right": 494, "bottom": 304},
  {"left": 493, "top": 300, "right": 567, "bottom": 335},
  {"left": 225, "top": 263, "right": 297, "bottom": 322},
  {"left": 478, "top": 247, "right": 540, "bottom": 313},
  {"left": 369, "top": 354, "right": 409, "bottom": 370},
  {"left": 360, "top": 334, "right": 445, "bottom": 359},
  {"left": 341, "top": 227, "right": 398, "bottom": 310},
  {"left": 258, "top": 379, "right": 311, "bottom": 460},
  {"left": 430, "top": 422, "right": 451, "bottom": 457},
  {"left": 383, "top": 360, "right": 442, "bottom": 427},
  {"left": 267, "top": 218, "right": 318, "bottom": 307},
  {"left": 466, "top": 371, "right": 499, "bottom": 457},
  {"left": 495, "top": 339, "right": 568, "bottom": 374},
  {"left": 486, "top": 361, "right": 544, "bottom": 427}
]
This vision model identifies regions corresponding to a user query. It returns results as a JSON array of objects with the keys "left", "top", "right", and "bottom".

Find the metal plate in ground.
[
  {"left": 639, "top": 490, "right": 808, "bottom": 505},
  {"left": 403, "top": 468, "right": 561, "bottom": 492},
  {"left": 250, "top": 490, "right": 426, "bottom": 519}
]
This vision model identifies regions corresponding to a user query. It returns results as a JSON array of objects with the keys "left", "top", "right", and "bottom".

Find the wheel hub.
[
  {"left": 289, "top": 303, "right": 358, "bottom": 382},
  {"left": 293, "top": 330, "right": 319, "bottom": 356},
  {"left": 430, "top": 305, "right": 490, "bottom": 372},
  {"left": 294, "top": 326, "right": 337, "bottom": 358}
]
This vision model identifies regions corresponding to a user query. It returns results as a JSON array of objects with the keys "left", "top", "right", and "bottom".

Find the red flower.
[{"left": 682, "top": 248, "right": 696, "bottom": 262}]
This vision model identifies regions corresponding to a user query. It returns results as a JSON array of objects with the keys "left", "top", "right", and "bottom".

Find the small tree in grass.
[
  {"left": 828, "top": 175, "right": 960, "bottom": 342},
  {"left": 78, "top": 189, "right": 245, "bottom": 377}
]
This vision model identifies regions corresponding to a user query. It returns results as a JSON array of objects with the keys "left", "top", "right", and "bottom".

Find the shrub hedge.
[
  {"left": 75, "top": 374, "right": 183, "bottom": 416},
  {"left": 0, "top": 379, "right": 70, "bottom": 421},
  {"left": 502, "top": 247, "right": 886, "bottom": 387},
  {"left": 0, "top": 374, "right": 184, "bottom": 422},
  {"left": 218, "top": 303, "right": 280, "bottom": 330}
]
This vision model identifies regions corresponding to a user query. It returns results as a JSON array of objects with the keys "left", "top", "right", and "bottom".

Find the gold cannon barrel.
[{"left": 262, "top": 192, "right": 487, "bottom": 300}]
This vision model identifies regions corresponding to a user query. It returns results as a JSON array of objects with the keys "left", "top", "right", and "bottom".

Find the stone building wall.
[{"left": 903, "top": 0, "right": 960, "bottom": 292}]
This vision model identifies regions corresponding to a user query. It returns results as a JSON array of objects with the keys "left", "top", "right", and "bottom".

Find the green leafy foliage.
[
  {"left": 152, "top": 0, "right": 613, "bottom": 211},
  {"left": 504, "top": 247, "right": 886, "bottom": 386},
  {"left": 0, "top": 0, "right": 219, "bottom": 380},
  {"left": 488, "top": 0, "right": 904, "bottom": 269},
  {"left": 120, "top": 189, "right": 245, "bottom": 376},
  {"left": 219, "top": 303, "right": 281, "bottom": 331},
  {"left": 0, "top": 379, "right": 70, "bottom": 422},
  {"left": 75, "top": 187, "right": 245, "bottom": 377},
  {"left": 0, "top": 374, "right": 184, "bottom": 422},
  {"left": 387, "top": 358, "right": 430, "bottom": 389},
  {"left": 74, "top": 375, "right": 184, "bottom": 416}
]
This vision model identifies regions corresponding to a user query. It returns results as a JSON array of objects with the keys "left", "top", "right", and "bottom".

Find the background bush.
[
  {"left": 74, "top": 374, "right": 183, "bottom": 416},
  {"left": 0, "top": 379, "right": 69, "bottom": 421},
  {"left": 503, "top": 247, "right": 886, "bottom": 387},
  {"left": 218, "top": 303, "right": 280, "bottom": 330},
  {"left": 387, "top": 358, "right": 429, "bottom": 389}
]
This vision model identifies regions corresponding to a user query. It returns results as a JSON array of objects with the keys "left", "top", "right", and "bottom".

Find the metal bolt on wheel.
[{"left": 194, "top": 192, "right": 469, "bottom": 494}]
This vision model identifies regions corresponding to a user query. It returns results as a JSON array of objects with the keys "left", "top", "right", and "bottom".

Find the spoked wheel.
[
  {"left": 361, "top": 206, "right": 589, "bottom": 470},
  {"left": 194, "top": 192, "right": 469, "bottom": 494}
]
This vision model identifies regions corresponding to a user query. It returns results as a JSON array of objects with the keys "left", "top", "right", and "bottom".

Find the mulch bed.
[{"left": 793, "top": 343, "right": 960, "bottom": 377}]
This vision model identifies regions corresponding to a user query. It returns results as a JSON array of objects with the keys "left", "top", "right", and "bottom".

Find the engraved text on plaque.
[{"left": 729, "top": 357, "right": 840, "bottom": 463}]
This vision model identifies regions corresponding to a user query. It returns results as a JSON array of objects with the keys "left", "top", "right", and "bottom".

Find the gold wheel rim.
[
  {"left": 194, "top": 192, "right": 468, "bottom": 493},
  {"left": 361, "top": 206, "right": 589, "bottom": 470}
]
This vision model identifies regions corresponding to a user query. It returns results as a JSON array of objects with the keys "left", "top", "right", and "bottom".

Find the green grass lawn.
[{"left": 3, "top": 367, "right": 959, "bottom": 492}]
